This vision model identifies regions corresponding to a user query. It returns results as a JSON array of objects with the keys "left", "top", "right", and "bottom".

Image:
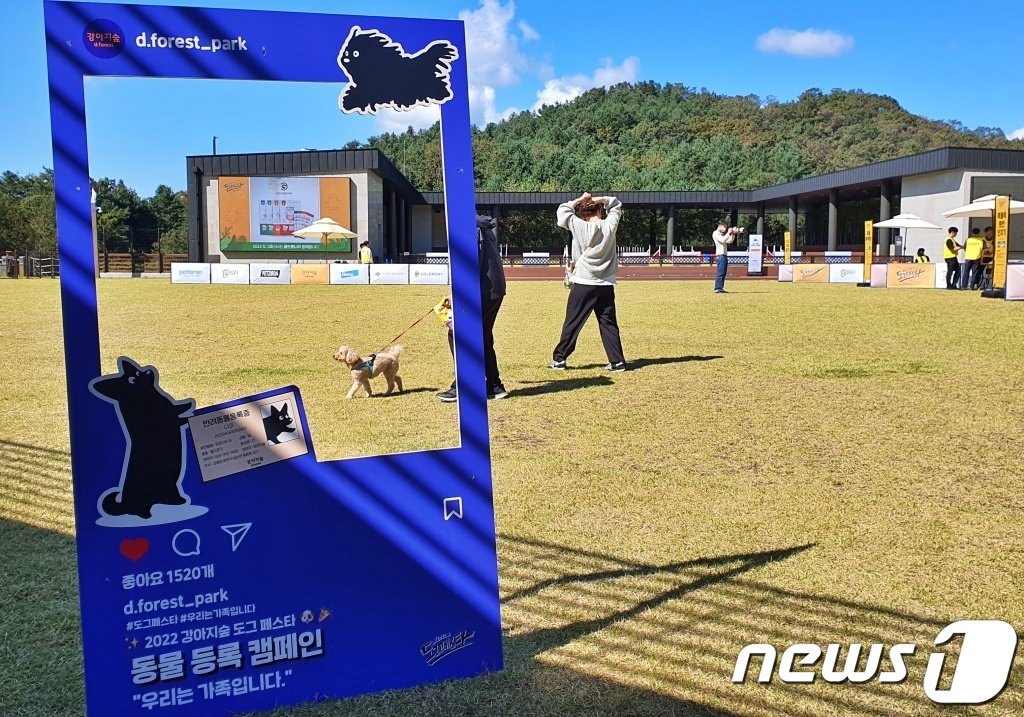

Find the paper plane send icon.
[
  {"left": 443, "top": 497, "right": 463, "bottom": 521},
  {"left": 221, "top": 523, "right": 252, "bottom": 551}
]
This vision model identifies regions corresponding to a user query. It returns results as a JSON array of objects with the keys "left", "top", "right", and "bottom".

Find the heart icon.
[{"left": 119, "top": 537, "right": 149, "bottom": 561}]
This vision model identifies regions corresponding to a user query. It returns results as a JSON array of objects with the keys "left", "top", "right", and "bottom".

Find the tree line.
[
  {"left": 0, "top": 169, "right": 187, "bottom": 256},
  {"left": 357, "top": 84, "right": 1019, "bottom": 248},
  {"left": 4, "top": 84, "right": 1019, "bottom": 254}
]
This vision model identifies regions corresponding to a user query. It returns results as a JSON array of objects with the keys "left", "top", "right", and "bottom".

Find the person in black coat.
[{"left": 437, "top": 215, "right": 507, "bottom": 401}]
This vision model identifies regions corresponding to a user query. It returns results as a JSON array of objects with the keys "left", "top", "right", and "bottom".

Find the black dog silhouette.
[
  {"left": 337, "top": 26, "right": 458, "bottom": 115},
  {"left": 263, "top": 403, "right": 295, "bottom": 445},
  {"left": 89, "top": 357, "right": 194, "bottom": 519}
]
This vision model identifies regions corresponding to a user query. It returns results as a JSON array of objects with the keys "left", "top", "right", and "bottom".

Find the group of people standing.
[
  {"left": 437, "top": 197, "right": 751, "bottom": 402},
  {"left": 437, "top": 192, "right": 629, "bottom": 402},
  {"left": 943, "top": 226, "right": 995, "bottom": 290}
]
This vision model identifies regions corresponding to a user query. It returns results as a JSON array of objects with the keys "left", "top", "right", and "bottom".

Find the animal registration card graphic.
[
  {"left": 189, "top": 390, "right": 310, "bottom": 482},
  {"left": 46, "top": 2, "right": 502, "bottom": 716}
]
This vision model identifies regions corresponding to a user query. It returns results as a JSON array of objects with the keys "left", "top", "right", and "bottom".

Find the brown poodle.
[{"left": 333, "top": 345, "right": 404, "bottom": 398}]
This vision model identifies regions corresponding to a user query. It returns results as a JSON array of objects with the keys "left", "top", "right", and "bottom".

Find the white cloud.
[
  {"left": 1010, "top": 127, "right": 1024, "bottom": 140},
  {"left": 471, "top": 85, "right": 519, "bottom": 126},
  {"left": 373, "top": 105, "right": 441, "bottom": 134},
  {"left": 532, "top": 57, "right": 640, "bottom": 110},
  {"left": 519, "top": 20, "right": 540, "bottom": 42},
  {"left": 755, "top": 28, "right": 854, "bottom": 58},
  {"left": 458, "top": 0, "right": 528, "bottom": 88}
]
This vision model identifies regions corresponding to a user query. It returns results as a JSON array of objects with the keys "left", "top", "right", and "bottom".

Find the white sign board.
[
  {"left": 369, "top": 264, "right": 410, "bottom": 285},
  {"left": 1005, "top": 264, "right": 1024, "bottom": 301},
  {"left": 329, "top": 264, "right": 369, "bottom": 285},
  {"left": 211, "top": 263, "right": 250, "bottom": 284},
  {"left": 171, "top": 263, "right": 211, "bottom": 284},
  {"left": 778, "top": 265, "right": 793, "bottom": 282},
  {"left": 249, "top": 263, "right": 291, "bottom": 285},
  {"left": 829, "top": 264, "right": 863, "bottom": 284},
  {"left": 410, "top": 265, "right": 450, "bottom": 285},
  {"left": 870, "top": 264, "right": 888, "bottom": 288},
  {"left": 747, "top": 235, "right": 763, "bottom": 273}
]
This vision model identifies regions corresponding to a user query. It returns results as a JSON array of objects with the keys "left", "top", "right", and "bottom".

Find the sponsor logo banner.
[
  {"left": 211, "top": 264, "right": 250, "bottom": 285},
  {"left": 369, "top": 265, "right": 410, "bottom": 285},
  {"left": 793, "top": 265, "right": 829, "bottom": 283},
  {"left": 410, "top": 266, "right": 450, "bottom": 285},
  {"left": 829, "top": 265, "right": 863, "bottom": 284},
  {"left": 171, "top": 263, "right": 211, "bottom": 284},
  {"left": 290, "top": 264, "right": 329, "bottom": 285},
  {"left": 329, "top": 264, "right": 369, "bottom": 285},
  {"left": 248, "top": 263, "right": 291, "bottom": 285},
  {"left": 887, "top": 263, "right": 935, "bottom": 288}
]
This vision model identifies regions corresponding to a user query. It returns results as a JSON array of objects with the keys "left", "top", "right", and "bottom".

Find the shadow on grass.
[
  {"left": 0, "top": 493, "right": 83, "bottom": 717},
  {"left": 4, "top": 440, "right": 1023, "bottom": 717},
  {"left": 379, "top": 387, "right": 440, "bottom": 397},
  {"left": 512, "top": 376, "right": 615, "bottom": 397},
  {"left": 574, "top": 356, "right": 724, "bottom": 370}
]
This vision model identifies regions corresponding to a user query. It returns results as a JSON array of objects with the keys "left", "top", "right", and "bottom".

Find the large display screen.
[{"left": 218, "top": 176, "right": 353, "bottom": 252}]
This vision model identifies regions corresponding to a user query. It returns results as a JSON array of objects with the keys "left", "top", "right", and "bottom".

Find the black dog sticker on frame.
[
  {"left": 337, "top": 26, "right": 459, "bottom": 115},
  {"left": 89, "top": 357, "right": 205, "bottom": 526}
]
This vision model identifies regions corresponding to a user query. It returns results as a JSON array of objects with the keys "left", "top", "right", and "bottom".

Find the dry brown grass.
[{"left": 1, "top": 278, "right": 1022, "bottom": 716}]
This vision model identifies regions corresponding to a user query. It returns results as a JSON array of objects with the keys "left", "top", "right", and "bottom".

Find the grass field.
[{"left": 2, "top": 278, "right": 1023, "bottom": 716}]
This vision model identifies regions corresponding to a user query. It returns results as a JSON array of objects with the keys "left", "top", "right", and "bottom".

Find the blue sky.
[{"left": 5, "top": 0, "right": 1023, "bottom": 196}]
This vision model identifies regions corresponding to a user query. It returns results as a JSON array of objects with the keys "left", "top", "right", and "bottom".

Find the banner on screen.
[
  {"left": 218, "top": 176, "right": 353, "bottom": 253},
  {"left": 793, "top": 265, "right": 829, "bottom": 283},
  {"left": 887, "top": 263, "right": 935, "bottom": 288},
  {"left": 171, "top": 263, "right": 211, "bottom": 284}
]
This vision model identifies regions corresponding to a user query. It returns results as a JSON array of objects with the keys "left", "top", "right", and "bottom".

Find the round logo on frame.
[{"left": 83, "top": 20, "right": 126, "bottom": 59}]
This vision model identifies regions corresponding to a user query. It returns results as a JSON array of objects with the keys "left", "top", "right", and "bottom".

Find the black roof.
[
  {"left": 427, "top": 147, "right": 1024, "bottom": 211},
  {"left": 187, "top": 146, "right": 1024, "bottom": 212},
  {"left": 186, "top": 148, "right": 425, "bottom": 206}
]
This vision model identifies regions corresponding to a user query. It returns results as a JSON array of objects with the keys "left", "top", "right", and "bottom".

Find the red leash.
[{"left": 376, "top": 306, "right": 437, "bottom": 354}]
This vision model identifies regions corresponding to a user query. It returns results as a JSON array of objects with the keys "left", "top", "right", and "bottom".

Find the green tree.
[{"left": 145, "top": 185, "right": 189, "bottom": 254}]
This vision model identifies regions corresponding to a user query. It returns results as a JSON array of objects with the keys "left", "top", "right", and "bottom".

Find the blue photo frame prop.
[{"left": 44, "top": 2, "right": 501, "bottom": 715}]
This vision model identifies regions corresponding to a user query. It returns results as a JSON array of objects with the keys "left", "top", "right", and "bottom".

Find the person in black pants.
[
  {"left": 437, "top": 215, "right": 507, "bottom": 402},
  {"left": 942, "top": 227, "right": 963, "bottom": 289},
  {"left": 550, "top": 193, "right": 626, "bottom": 372}
]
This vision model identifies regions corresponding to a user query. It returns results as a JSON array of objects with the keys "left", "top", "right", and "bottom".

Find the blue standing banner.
[{"left": 43, "top": 2, "right": 502, "bottom": 715}]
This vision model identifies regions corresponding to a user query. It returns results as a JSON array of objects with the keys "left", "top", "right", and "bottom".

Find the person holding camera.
[
  {"left": 549, "top": 192, "right": 626, "bottom": 372},
  {"left": 712, "top": 220, "right": 740, "bottom": 293}
]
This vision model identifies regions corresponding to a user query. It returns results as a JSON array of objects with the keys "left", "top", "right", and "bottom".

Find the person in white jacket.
[
  {"left": 549, "top": 192, "right": 626, "bottom": 372},
  {"left": 712, "top": 220, "right": 736, "bottom": 293}
]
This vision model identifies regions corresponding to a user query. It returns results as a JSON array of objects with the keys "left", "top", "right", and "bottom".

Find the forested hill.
[{"left": 351, "top": 83, "right": 1019, "bottom": 193}]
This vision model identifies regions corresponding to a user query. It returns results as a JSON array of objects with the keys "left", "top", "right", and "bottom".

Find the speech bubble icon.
[{"left": 172, "top": 529, "right": 201, "bottom": 557}]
